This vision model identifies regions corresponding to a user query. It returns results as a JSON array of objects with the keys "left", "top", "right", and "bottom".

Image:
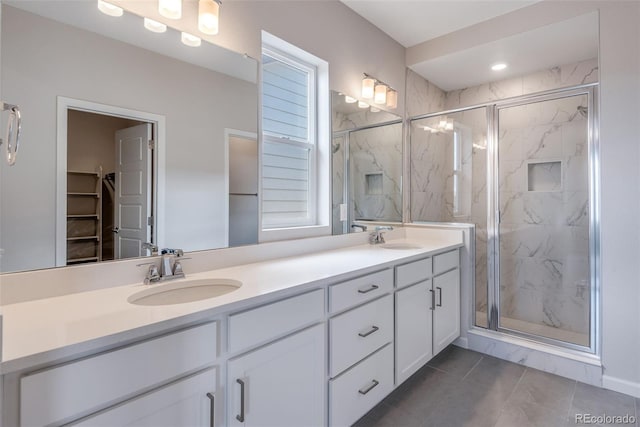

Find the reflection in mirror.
[
  {"left": 0, "top": 2, "right": 258, "bottom": 273},
  {"left": 331, "top": 91, "right": 402, "bottom": 235}
]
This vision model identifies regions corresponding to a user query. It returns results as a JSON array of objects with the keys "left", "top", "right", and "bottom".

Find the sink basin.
[
  {"left": 128, "top": 279, "right": 242, "bottom": 306},
  {"left": 380, "top": 243, "right": 423, "bottom": 250}
]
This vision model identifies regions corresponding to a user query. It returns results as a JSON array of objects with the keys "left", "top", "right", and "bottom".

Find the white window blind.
[{"left": 261, "top": 47, "right": 317, "bottom": 228}]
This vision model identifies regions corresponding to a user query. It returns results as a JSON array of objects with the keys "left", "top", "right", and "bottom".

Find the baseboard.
[
  {"left": 453, "top": 336, "right": 469, "bottom": 349},
  {"left": 602, "top": 375, "right": 640, "bottom": 398}
]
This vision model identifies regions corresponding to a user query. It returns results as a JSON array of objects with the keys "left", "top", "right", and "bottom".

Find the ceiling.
[
  {"left": 340, "top": 0, "right": 540, "bottom": 48},
  {"left": 341, "top": 0, "right": 598, "bottom": 92}
]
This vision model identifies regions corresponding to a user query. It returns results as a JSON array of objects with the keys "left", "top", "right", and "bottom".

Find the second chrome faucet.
[{"left": 138, "top": 248, "right": 188, "bottom": 285}]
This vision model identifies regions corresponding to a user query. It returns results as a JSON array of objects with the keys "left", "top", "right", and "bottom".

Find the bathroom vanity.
[{"left": 0, "top": 227, "right": 463, "bottom": 426}]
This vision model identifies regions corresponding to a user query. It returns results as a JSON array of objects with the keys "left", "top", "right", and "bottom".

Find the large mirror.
[
  {"left": 0, "top": 1, "right": 258, "bottom": 273},
  {"left": 331, "top": 91, "right": 403, "bottom": 234}
]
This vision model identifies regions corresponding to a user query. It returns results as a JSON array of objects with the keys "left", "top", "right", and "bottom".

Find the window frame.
[{"left": 261, "top": 45, "right": 318, "bottom": 229}]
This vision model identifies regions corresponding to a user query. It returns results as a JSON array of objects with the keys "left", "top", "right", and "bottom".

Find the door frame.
[
  {"left": 56, "top": 97, "right": 166, "bottom": 266},
  {"left": 224, "top": 128, "right": 258, "bottom": 248}
]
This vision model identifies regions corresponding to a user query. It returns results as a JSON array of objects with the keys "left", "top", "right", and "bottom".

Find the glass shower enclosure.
[{"left": 409, "top": 85, "right": 598, "bottom": 352}]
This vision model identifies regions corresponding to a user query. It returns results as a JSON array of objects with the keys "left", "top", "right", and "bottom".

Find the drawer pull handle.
[
  {"left": 206, "top": 392, "right": 215, "bottom": 427},
  {"left": 236, "top": 379, "right": 246, "bottom": 422},
  {"left": 358, "top": 284, "right": 379, "bottom": 294},
  {"left": 436, "top": 286, "right": 443, "bottom": 307},
  {"left": 429, "top": 289, "right": 435, "bottom": 310},
  {"left": 358, "top": 379, "right": 380, "bottom": 395},
  {"left": 358, "top": 325, "right": 379, "bottom": 337}
]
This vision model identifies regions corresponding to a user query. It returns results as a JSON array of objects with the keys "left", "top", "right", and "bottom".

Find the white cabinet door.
[
  {"left": 74, "top": 368, "right": 216, "bottom": 427},
  {"left": 395, "top": 279, "right": 433, "bottom": 385},
  {"left": 433, "top": 268, "right": 460, "bottom": 355},
  {"left": 227, "top": 324, "right": 325, "bottom": 427}
]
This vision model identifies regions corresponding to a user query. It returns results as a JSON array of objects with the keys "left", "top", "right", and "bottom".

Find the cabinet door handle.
[
  {"left": 206, "top": 392, "right": 215, "bottom": 427},
  {"left": 236, "top": 379, "right": 245, "bottom": 422},
  {"left": 358, "top": 284, "right": 379, "bottom": 294},
  {"left": 358, "top": 379, "right": 380, "bottom": 395},
  {"left": 358, "top": 325, "right": 379, "bottom": 337},
  {"left": 429, "top": 289, "right": 435, "bottom": 310},
  {"left": 436, "top": 286, "right": 443, "bottom": 307}
]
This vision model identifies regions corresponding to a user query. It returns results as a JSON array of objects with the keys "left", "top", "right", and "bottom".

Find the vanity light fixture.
[
  {"left": 159, "top": 0, "right": 182, "bottom": 19},
  {"left": 198, "top": 0, "right": 221, "bottom": 35},
  {"left": 97, "top": 0, "right": 123, "bottom": 17},
  {"left": 386, "top": 89, "right": 398, "bottom": 109},
  {"left": 491, "top": 63, "right": 507, "bottom": 71},
  {"left": 358, "top": 101, "right": 369, "bottom": 109},
  {"left": 344, "top": 96, "right": 357, "bottom": 104},
  {"left": 362, "top": 73, "right": 397, "bottom": 109},
  {"left": 374, "top": 84, "right": 387, "bottom": 104},
  {"left": 181, "top": 32, "right": 202, "bottom": 47},
  {"left": 362, "top": 76, "right": 375, "bottom": 99},
  {"left": 144, "top": 18, "right": 167, "bottom": 33}
]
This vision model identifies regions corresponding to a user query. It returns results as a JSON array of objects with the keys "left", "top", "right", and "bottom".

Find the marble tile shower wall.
[
  {"left": 408, "top": 59, "right": 597, "bottom": 334},
  {"left": 350, "top": 123, "right": 403, "bottom": 222},
  {"left": 332, "top": 110, "right": 403, "bottom": 231}
]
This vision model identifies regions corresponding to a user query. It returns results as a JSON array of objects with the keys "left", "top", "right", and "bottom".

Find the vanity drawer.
[
  {"left": 330, "top": 344, "right": 394, "bottom": 427},
  {"left": 20, "top": 322, "right": 217, "bottom": 427},
  {"left": 228, "top": 288, "right": 324, "bottom": 354},
  {"left": 434, "top": 249, "right": 459, "bottom": 275},
  {"left": 329, "top": 269, "right": 393, "bottom": 313},
  {"left": 329, "top": 295, "right": 393, "bottom": 377},
  {"left": 395, "top": 257, "right": 432, "bottom": 289}
]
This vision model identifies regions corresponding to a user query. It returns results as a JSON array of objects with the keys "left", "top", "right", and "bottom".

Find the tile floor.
[{"left": 353, "top": 346, "right": 639, "bottom": 427}]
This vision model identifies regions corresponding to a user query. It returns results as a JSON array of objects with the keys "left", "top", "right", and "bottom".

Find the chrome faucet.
[
  {"left": 351, "top": 223, "right": 368, "bottom": 232},
  {"left": 369, "top": 226, "right": 393, "bottom": 244},
  {"left": 137, "top": 248, "right": 188, "bottom": 285}
]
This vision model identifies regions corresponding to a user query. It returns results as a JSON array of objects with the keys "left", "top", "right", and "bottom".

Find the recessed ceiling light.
[{"left": 491, "top": 63, "right": 507, "bottom": 71}]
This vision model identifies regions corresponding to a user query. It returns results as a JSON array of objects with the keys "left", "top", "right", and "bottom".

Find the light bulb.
[
  {"left": 491, "top": 63, "right": 507, "bottom": 71},
  {"left": 198, "top": 0, "right": 220, "bottom": 35},
  {"left": 144, "top": 18, "right": 167, "bottom": 33},
  {"left": 358, "top": 101, "right": 369, "bottom": 109},
  {"left": 159, "top": 0, "right": 182, "bottom": 19},
  {"left": 374, "top": 84, "right": 387, "bottom": 104},
  {"left": 97, "top": 0, "right": 123, "bottom": 17},
  {"left": 362, "top": 77, "right": 375, "bottom": 99},
  {"left": 386, "top": 89, "right": 397, "bottom": 109},
  {"left": 181, "top": 32, "right": 202, "bottom": 47},
  {"left": 344, "top": 96, "right": 357, "bottom": 104}
]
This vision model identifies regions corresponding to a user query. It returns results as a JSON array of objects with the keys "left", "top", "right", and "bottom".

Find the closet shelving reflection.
[{"left": 66, "top": 167, "right": 103, "bottom": 265}]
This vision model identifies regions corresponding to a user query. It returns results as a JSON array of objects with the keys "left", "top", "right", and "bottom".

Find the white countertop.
[{"left": 1, "top": 231, "right": 462, "bottom": 374}]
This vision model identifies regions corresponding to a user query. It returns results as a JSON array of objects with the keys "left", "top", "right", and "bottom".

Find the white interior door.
[{"left": 115, "top": 123, "right": 152, "bottom": 259}]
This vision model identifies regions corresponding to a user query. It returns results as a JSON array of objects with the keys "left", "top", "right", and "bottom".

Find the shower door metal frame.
[
  {"left": 407, "top": 83, "right": 600, "bottom": 355},
  {"left": 488, "top": 84, "right": 599, "bottom": 355}
]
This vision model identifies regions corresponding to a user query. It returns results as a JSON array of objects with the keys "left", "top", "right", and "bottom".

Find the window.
[{"left": 260, "top": 32, "right": 329, "bottom": 239}]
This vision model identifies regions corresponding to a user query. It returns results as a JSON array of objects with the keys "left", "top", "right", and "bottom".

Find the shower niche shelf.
[{"left": 527, "top": 160, "right": 562, "bottom": 192}]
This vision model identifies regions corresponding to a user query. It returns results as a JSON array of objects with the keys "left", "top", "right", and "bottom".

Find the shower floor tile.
[{"left": 353, "top": 346, "right": 638, "bottom": 427}]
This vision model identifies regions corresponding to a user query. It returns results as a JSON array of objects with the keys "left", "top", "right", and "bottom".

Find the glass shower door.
[{"left": 496, "top": 93, "right": 591, "bottom": 348}]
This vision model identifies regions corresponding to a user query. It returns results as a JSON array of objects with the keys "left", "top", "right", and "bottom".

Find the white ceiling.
[
  {"left": 411, "top": 12, "right": 599, "bottom": 91},
  {"left": 340, "top": 0, "right": 540, "bottom": 48},
  {"left": 341, "top": 0, "right": 598, "bottom": 92}
]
